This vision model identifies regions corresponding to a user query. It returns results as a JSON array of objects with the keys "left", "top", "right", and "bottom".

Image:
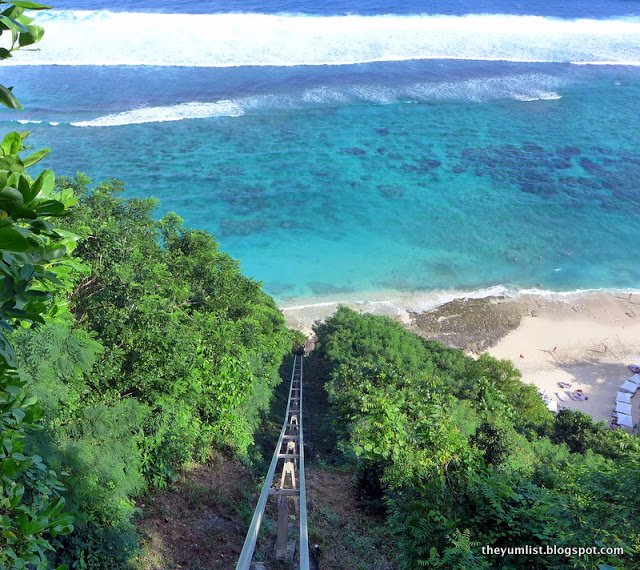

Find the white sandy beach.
[
  {"left": 282, "top": 289, "right": 640, "bottom": 427},
  {"left": 488, "top": 293, "right": 640, "bottom": 425}
]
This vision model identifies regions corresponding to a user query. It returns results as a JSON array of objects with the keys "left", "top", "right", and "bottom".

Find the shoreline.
[
  {"left": 279, "top": 286, "right": 640, "bottom": 335},
  {"left": 281, "top": 287, "right": 640, "bottom": 427}
]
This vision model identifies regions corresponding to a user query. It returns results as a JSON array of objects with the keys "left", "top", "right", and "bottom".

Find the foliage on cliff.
[
  {"left": 314, "top": 307, "right": 640, "bottom": 569},
  {"left": 11, "top": 175, "right": 297, "bottom": 568},
  {"left": 0, "top": 4, "right": 84, "bottom": 566}
]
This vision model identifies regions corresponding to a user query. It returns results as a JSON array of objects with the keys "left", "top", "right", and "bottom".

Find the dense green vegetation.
[
  {"left": 0, "top": 131, "right": 76, "bottom": 570},
  {"left": 11, "top": 176, "right": 297, "bottom": 568},
  {"left": 1, "top": 152, "right": 295, "bottom": 567},
  {"left": 313, "top": 308, "right": 640, "bottom": 569}
]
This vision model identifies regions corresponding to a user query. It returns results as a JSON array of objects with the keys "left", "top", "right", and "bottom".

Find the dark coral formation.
[
  {"left": 340, "top": 147, "right": 367, "bottom": 156},
  {"left": 455, "top": 142, "right": 640, "bottom": 209},
  {"left": 401, "top": 158, "right": 441, "bottom": 173},
  {"left": 377, "top": 184, "right": 405, "bottom": 198},
  {"left": 218, "top": 218, "right": 267, "bottom": 237}
]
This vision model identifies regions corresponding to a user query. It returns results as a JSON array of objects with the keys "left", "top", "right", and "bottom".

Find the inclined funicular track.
[{"left": 236, "top": 353, "right": 310, "bottom": 570}]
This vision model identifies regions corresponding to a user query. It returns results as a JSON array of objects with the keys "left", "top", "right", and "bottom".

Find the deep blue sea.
[{"left": 1, "top": 0, "right": 640, "bottom": 301}]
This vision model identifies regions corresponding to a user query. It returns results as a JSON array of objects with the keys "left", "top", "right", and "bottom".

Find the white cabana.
[
  {"left": 616, "top": 391, "right": 632, "bottom": 404},
  {"left": 615, "top": 401, "right": 632, "bottom": 415},
  {"left": 620, "top": 380, "right": 638, "bottom": 394},
  {"left": 628, "top": 374, "right": 640, "bottom": 385},
  {"left": 616, "top": 413, "right": 634, "bottom": 428}
]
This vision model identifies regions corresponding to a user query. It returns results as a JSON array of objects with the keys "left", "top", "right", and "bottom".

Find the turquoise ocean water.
[{"left": 1, "top": 4, "right": 640, "bottom": 300}]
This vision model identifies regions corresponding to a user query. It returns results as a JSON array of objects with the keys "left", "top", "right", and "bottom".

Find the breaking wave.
[
  {"left": 70, "top": 100, "right": 245, "bottom": 126},
  {"left": 280, "top": 286, "right": 640, "bottom": 314},
  {"left": 69, "top": 73, "right": 566, "bottom": 127},
  {"left": 8, "top": 10, "right": 640, "bottom": 67}
]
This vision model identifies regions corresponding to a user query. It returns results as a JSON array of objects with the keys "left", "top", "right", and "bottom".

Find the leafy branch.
[{"left": 0, "top": 0, "right": 50, "bottom": 109}]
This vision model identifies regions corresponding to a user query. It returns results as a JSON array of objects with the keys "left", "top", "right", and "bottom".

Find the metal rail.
[
  {"left": 236, "top": 354, "right": 310, "bottom": 570},
  {"left": 298, "top": 356, "right": 310, "bottom": 569}
]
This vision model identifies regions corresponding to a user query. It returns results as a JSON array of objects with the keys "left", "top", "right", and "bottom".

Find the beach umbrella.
[
  {"left": 616, "top": 413, "right": 634, "bottom": 428},
  {"left": 615, "top": 401, "right": 632, "bottom": 415},
  {"left": 620, "top": 380, "right": 638, "bottom": 394},
  {"left": 616, "top": 392, "right": 632, "bottom": 404}
]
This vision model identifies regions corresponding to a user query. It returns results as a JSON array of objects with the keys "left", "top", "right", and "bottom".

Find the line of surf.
[
  {"left": 279, "top": 286, "right": 640, "bottom": 313},
  {"left": 9, "top": 11, "right": 640, "bottom": 67},
  {"left": 54, "top": 73, "right": 566, "bottom": 127}
]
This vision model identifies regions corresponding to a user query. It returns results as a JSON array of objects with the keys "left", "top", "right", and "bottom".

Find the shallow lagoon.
[{"left": 3, "top": 59, "right": 640, "bottom": 299}]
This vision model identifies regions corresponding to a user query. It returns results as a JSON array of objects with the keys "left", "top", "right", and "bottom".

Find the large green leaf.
[
  {"left": 0, "top": 225, "right": 28, "bottom": 251},
  {"left": 0, "top": 457, "right": 20, "bottom": 478},
  {"left": 6, "top": 170, "right": 21, "bottom": 187},
  {"left": 0, "top": 155, "right": 25, "bottom": 172},
  {"left": 0, "top": 15, "right": 27, "bottom": 33},
  {"left": 29, "top": 168, "right": 54, "bottom": 201},
  {"left": 0, "top": 85, "right": 22, "bottom": 110},
  {"left": 34, "top": 199, "right": 64, "bottom": 216},
  {"left": 0, "top": 331, "right": 16, "bottom": 367},
  {"left": 0, "top": 5, "right": 24, "bottom": 18},
  {"left": 21, "top": 147, "right": 49, "bottom": 168},
  {"left": 17, "top": 23, "right": 43, "bottom": 46},
  {"left": 1, "top": 132, "right": 22, "bottom": 155},
  {"left": 15, "top": 175, "right": 40, "bottom": 211},
  {"left": 16, "top": 173, "right": 31, "bottom": 197},
  {"left": 0, "top": 186, "right": 24, "bottom": 213}
]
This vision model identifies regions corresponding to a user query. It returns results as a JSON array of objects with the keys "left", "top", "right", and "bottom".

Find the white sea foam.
[
  {"left": 513, "top": 91, "right": 562, "bottom": 101},
  {"left": 280, "top": 286, "right": 640, "bottom": 314},
  {"left": 71, "top": 100, "right": 245, "bottom": 127},
  {"left": 402, "top": 285, "right": 514, "bottom": 313},
  {"left": 69, "top": 73, "right": 566, "bottom": 127},
  {"left": 13, "top": 119, "right": 61, "bottom": 126},
  {"left": 281, "top": 285, "right": 514, "bottom": 313},
  {"left": 6, "top": 11, "right": 640, "bottom": 67}
]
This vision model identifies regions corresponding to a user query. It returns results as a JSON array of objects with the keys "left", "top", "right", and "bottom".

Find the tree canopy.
[{"left": 313, "top": 307, "right": 639, "bottom": 569}]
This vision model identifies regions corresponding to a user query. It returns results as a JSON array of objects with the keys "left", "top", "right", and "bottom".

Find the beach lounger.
[
  {"left": 616, "top": 392, "right": 632, "bottom": 404},
  {"left": 627, "top": 374, "right": 640, "bottom": 385},
  {"left": 615, "top": 401, "right": 632, "bottom": 415},
  {"left": 615, "top": 413, "right": 634, "bottom": 428},
  {"left": 620, "top": 380, "right": 638, "bottom": 394}
]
